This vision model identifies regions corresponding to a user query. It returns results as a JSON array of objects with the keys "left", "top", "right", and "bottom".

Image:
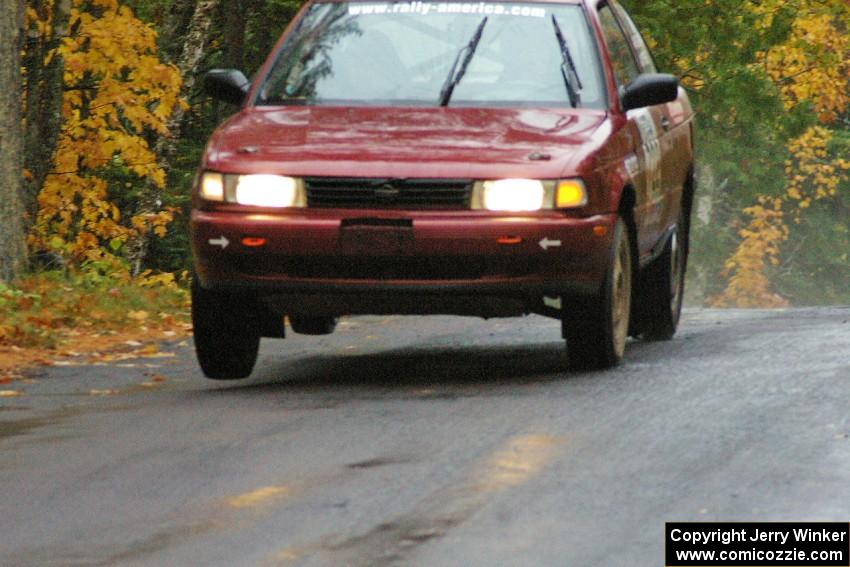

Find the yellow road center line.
[
  {"left": 474, "top": 435, "right": 565, "bottom": 492},
  {"left": 226, "top": 486, "right": 291, "bottom": 509}
]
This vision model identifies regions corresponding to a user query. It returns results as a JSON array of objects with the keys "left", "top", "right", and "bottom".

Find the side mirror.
[
  {"left": 621, "top": 73, "right": 679, "bottom": 111},
  {"left": 204, "top": 69, "right": 251, "bottom": 106}
]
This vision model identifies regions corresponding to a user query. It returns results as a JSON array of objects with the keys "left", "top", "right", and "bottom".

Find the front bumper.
[{"left": 191, "top": 209, "right": 615, "bottom": 311}]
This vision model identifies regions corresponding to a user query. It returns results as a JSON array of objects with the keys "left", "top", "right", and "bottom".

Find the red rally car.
[{"left": 191, "top": 0, "right": 695, "bottom": 379}]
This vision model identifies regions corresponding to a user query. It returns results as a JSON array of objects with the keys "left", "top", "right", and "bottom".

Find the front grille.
[{"left": 305, "top": 177, "right": 472, "bottom": 210}]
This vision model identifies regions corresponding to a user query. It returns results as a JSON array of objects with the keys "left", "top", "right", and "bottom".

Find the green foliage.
[
  {"left": 145, "top": 135, "right": 203, "bottom": 273},
  {"left": 623, "top": 0, "right": 794, "bottom": 195},
  {"left": 121, "top": 0, "right": 169, "bottom": 23},
  {"left": 776, "top": 201, "right": 850, "bottom": 305},
  {"left": 624, "top": 0, "right": 850, "bottom": 305},
  {"left": 242, "top": 0, "right": 306, "bottom": 75}
]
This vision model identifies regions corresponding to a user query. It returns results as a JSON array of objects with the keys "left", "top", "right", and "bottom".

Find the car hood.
[{"left": 204, "top": 106, "right": 608, "bottom": 179}]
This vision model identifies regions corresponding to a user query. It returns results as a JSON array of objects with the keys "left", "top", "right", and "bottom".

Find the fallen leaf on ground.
[
  {"left": 140, "top": 352, "right": 175, "bottom": 359},
  {"left": 0, "top": 390, "right": 23, "bottom": 398}
]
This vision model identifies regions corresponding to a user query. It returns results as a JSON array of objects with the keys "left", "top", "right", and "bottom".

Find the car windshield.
[{"left": 257, "top": 1, "right": 606, "bottom": 108}]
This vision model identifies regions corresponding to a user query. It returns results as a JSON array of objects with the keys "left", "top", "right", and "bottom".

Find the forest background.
[{"left": 0, "top": 0, "right": 849, "bottom": 349}]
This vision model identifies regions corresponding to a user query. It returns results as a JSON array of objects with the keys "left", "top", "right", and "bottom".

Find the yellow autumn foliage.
[
  {"left": 709, "top": 199, "right": 790, "bottom": 309},
  {"left": 27, "top": 0, "right": 183, "bottom": 267},
  {"left": 784, "top": 127, "right": 850, "bottom": 213},
  {"left": 761, "top": 10, "right": 850, "bottom": 123}
]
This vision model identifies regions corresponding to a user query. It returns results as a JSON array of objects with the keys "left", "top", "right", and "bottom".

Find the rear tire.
[
  {"left": 191, "top": 279, "right": 260, "bottom": 380},
  {"left": 637, "top": 211, "right": 687, "bottom": 341},
  {"left": 563, "top": 218, "right": 633, "bottom": 370}
]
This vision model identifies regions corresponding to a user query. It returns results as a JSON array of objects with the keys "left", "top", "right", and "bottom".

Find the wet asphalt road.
[{"left": 1, "top": 308, "right": 849, "bottom": 566}]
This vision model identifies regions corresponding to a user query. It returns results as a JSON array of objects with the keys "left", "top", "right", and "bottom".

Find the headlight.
[
  {"left": 235, "top": 175, "right": 300, "bottom": 207},
  {"left": 481, "top": 179, "right": 547, "bottom": 212},
  {"left": 471, "top": 178, "right": 587, "bottom": 211},
  {"left": 198, "top": 172, "right": 306, "bottom": 208}
]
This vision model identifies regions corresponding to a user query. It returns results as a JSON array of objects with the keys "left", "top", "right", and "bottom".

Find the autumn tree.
[
  {"left": 0, "top": 0, "right": 28, "bottom": 282},
  {"left": 27, "top": 0, "right": 183, "bottom": 271}
]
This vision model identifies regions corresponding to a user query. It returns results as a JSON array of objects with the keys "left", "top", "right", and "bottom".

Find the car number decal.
[
  {"left": 625, "top": 153, "right": 640, "bottom": 180},
  {"left": 633, "top": 109, "right": 662, "bottom": 197}
]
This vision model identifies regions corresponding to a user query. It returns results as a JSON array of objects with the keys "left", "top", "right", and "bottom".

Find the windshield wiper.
[
  {"left": 439, "top": 16, "right": 489, "bottom": 107},
  {"left": 551, "top": 15, "right": 582, "bottom": 108}
]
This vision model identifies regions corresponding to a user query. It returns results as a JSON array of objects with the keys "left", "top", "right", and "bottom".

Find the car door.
[
  {"left": 611, "top": 1, "right": 689, "bottom": 237},
  {"left": 597, "top": 2, "right": 667, "bottom": 256}
]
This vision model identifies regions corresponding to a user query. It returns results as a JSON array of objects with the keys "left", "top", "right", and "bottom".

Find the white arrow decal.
[
  {"left": 539, "top": 237, "right": 562, "bottom": 251},
  {"left": 209, "top": 236, "right": 230, "bottom": 249}
]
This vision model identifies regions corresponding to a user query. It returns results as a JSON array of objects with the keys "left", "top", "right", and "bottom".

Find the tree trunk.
[
  {"left": 0, "top": 0, "right": 28, "bottom": 282},
  {"left": 22, "top": 0, "right": 71, "bottom": 223},
  {"left": 126, "top": 0, "right": 221, "bottom": 275},
  {"left": 159, "top": 0, "right": 199, "bottom": 63},
  {"left": 223, "top": 5, "right": 247, "bottom": 71},
  {"left": 166, "top": 0, "right": 221, "bottom": 151}
]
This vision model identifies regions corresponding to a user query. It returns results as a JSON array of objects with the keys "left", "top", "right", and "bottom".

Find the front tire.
[
  {"left": 563, "top": 218, "right": 633, "bottom": 370},
  {"left": 191, "top": 279, "right": 260, "bottom": 380}
]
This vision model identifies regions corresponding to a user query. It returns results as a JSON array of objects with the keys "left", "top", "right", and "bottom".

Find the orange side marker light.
[{"left": 241, "top": 237, "right": 267, "bottom": 248}]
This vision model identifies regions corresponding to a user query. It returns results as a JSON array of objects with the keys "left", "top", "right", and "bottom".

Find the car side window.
[
  {"left": 611, "top": 1, "right": 658, "bottom": 73},
  {"left": 597, "top": 4, "right": 640, "bottom": 88}
]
